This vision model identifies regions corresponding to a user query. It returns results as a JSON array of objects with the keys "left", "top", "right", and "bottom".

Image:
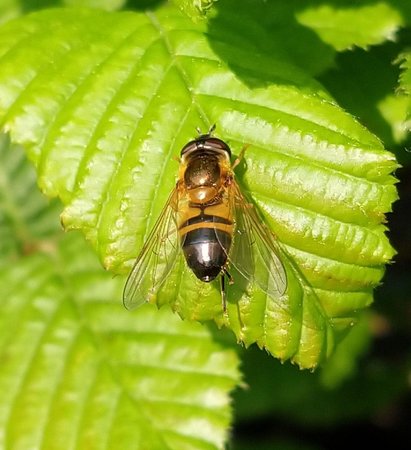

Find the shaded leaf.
[
  {"left": 319, "top": 43, "right": 410, "bottom": 148},
  {"left": 209, "top": 0, "right": 336, "bottom": 75},
  {"left": 209, "top": 0, "right": 406, "bottom": 75},
  {"left": 0, "top": 133, "right": 61, "bottom": 261},
  {"left": 319, "top": 312, "right": 372, "bottom": 388},
  {"left": 0, "top": 5, "right": 398, "bottom": 368}
]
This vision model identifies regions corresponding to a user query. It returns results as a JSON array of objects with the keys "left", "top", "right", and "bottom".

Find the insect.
[{"left": 123, "top": 126, "right": 287, "bottom": 313}]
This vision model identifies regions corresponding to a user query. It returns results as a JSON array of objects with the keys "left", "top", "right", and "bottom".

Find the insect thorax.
[{"left": 182, "top": 152, "right": 222, "bottom": 204}]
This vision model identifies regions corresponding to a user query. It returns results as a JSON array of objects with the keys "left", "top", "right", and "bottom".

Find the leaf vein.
[
  {"left": 146, "top": 12, "right": 211, "bottom": 127},
  {"left": 94, "top": 62, "right": 177, "bottom": 236},
  {"left": 4, "top": 293, "right": 63, "bottom": 445},
  {"left": 36, "top": 24, "right": 155, "bottom": 181}
]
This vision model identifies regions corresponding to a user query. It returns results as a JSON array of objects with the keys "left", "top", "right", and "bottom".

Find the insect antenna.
[
  {"left": 208, "top": 123, "right": 216, "bottom": 135},
  {"left": 195, "top": 123, "right": 216, "bottom": 136}
]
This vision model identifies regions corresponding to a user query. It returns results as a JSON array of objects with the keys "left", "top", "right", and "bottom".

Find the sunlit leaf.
[
  {"left": 0, "top": 231, "right": 240, "bottom": 450},
  {"left": 0, "top": 5, "right": 398, "bottom": 368},
  {"left": 296, "top": 1, "right": 404, "bottom": 51}
]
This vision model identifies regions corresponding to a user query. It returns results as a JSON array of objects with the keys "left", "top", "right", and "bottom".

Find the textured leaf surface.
[
  {"left": 296, "top": 1, "right": 404, "bottom": 51},
  {"left": 0, "top": 6, "right": 398, "bottom": 368},
  {"left": 0, "top": 230, "right": 240, "bottom": 450}
]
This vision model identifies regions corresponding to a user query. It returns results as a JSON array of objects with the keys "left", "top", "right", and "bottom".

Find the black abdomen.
[{"left": 182, "top": 227, "right": 231, "bottom": 282}]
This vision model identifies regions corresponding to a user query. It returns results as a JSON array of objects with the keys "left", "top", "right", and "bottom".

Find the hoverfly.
[{"left": 123, "top": 126, "right": 287, "bottom": 312}]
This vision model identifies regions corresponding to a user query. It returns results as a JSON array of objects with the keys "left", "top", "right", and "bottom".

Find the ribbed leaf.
[
  {"left": 296, "top": 1, "right": 404, "bottom": 51},
  {"left": 0, "top": 6, "right": 398, "bottom": 368},
  {"left": 0, "top": 231, "right": 240, "bottom": 450}
]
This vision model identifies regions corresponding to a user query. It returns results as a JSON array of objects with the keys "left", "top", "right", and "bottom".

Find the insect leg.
[
  {"left": 220, "top": 268, "right": 234, "bottom": 315},
  {"left": 224, "top": 268, "right": 234, "bottom": 285},
  {"left": 232, "top": 144, "right": 249, "bottom": 169},
  {"left": 220, "top": 273, "right": 227, "bottom": 313}
]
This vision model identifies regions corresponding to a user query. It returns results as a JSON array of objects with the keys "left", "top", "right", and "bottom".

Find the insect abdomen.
[{"left": 180, "top": 215, "right": 232, "bottom": 282}]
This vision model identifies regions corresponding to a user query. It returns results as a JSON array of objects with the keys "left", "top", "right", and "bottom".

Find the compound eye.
[
  {"left": 180, "top": 135, "right": 232, "bottom": 158},
  {"left": 203, "top": 137, "right": 231, "bottom": 156},
  {"left": 180, "top": 140, "right": 197, "bottom": 157}
]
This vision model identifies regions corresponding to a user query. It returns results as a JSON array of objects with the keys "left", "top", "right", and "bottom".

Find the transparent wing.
[
  {"left": 123, "top": 188, "right": 180, "bottom": 310},
  {"left": 228, "top": 181, "right": 287, "bottom": 298}
]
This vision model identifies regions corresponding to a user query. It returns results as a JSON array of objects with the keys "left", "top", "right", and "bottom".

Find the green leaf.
[
  {"left": 296, "top": 1, "right": 404, "bottom": 51},
  {"left": 0, "top": 1, "right": 58, "bottom": 25},
  {"left": 0, "top": 231, "right": 240, "bottom": 449},
  {"left": 0, "top": 6, "right": 398, "bottom": 368},
  {"left": 0, "top": 0, "right": 20, "bottom": 25},
  {"left": 319, "top": 312, "right": 372, "bottom": 389},
  {"left": 0, "top": 0, "right": 127, "bottom": 25},
  {"left": 171, "top": 0, "right": 218, "bottom": 20},
  {"left": 378, "top": 92, "right": 410, "bottom": 146},
  {"left": 0, "top": 89, "right": 240, "bottom": 449},
  {"left": 207, "top": 0, "right": 406, "bottom": 75},
  {"left": 65, "top": 0, "right": 127, "bottom": 11},
  {"left": 0, "top": 133, "right": 61, "bottom": 261},
  {"left": 209, "top": 0, "right": 336, "bottom": 75},
  {"left": 399, "top": 50, "right": 411, "bottom": 129}
]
